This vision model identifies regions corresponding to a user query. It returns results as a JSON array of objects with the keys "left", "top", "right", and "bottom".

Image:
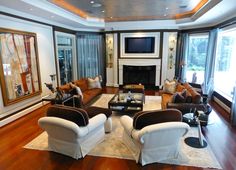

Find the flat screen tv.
[{"left": 125, "top": 37, "right": 155, "bottom": 53}]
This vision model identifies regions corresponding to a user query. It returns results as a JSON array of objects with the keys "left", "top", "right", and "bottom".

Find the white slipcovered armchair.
[
  {"left": 38, "top": 105, "right": 106, "bottom": 159},
  {"left": 120, "top": 109, "right": 190, "bottom": 166}
]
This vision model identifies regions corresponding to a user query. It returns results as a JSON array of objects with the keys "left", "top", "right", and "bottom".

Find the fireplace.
[
  {"left": 118, "top": 59, "right": 161, "bottom": 86},
  {"left": 123, "top": 65, "right": 156, "bottom": 87}
]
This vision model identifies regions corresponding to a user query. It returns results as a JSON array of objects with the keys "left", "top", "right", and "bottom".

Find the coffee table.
[{"left": 108, "top": 92, "right": 144, "bottom": 113}]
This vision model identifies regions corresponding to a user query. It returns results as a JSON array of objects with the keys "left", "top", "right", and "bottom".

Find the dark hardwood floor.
[{"left": 0, "top": 87, "right": 235, "bottom": 170}]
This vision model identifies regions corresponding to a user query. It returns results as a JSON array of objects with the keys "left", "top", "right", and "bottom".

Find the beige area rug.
[{"left": 24, "top": 94, "right": 221, "bottom": 169}]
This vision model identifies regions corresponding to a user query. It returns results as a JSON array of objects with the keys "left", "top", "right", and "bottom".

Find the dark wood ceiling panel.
[{"left": 48, "top": 0, "right": 212, "bottom": 22}]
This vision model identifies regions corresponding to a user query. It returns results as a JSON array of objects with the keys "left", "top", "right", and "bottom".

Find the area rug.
[{"left": 24, "top": 94, "right": 221, "bottom": 169}]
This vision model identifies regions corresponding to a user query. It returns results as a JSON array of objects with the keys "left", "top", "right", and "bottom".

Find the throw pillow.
[
  {"left": 70, "top": 83, "right": 83, "bottom": 100},
  {"left": 88, "top": 76, "right": 102, "bottom": 89},
  {"left": 172, "top": 89, "right": 187, "bottom": 103},
  {"left": 176, "top": 83, "right": 185, "bottom": 92},
  {"left": 163, "top": 79, "right": 177, "bottom": 94},
  {"left": 181, "top": 89, "right": 187, "bottom": 99}
]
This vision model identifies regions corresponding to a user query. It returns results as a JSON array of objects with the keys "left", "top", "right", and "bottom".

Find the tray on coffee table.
[{"left": 108, "top": 92, "right": 144, "bottom": 113}]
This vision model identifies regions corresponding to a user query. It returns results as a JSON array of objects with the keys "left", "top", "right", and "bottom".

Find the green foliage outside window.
[{"left": 187, "top": 37, "right": 208, "bottom": 71}]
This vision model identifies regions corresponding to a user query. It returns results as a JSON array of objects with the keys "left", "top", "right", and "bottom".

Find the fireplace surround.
[{"left": 123, "top": 65, "right": 156, "bottom": 87}]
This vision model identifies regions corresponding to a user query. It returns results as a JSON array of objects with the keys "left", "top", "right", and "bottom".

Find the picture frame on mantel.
[{"left": 0, "top": 28, "right": 41, "bottom": 106}]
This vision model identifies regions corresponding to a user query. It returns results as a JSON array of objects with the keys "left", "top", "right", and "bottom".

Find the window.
[
  {"left": 214, "top": 27, "right": 236, "bottom": 101},
  {"left": 186, "top": 33, "right": 209, "bottom": 84}
]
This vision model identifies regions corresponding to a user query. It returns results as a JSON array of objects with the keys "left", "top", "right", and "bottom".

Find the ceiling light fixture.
[
  {"left": 102, "top": 10, "right": 105, "bottom": 13},
  {"left": 90, "top": 1, "right": 94, "bottom": 4},
  {"left": 179, "top": 5, "right": 187, "bottom": 8},
  {"left": 92, "top": 3, "right": 102, "bottom": 8}
]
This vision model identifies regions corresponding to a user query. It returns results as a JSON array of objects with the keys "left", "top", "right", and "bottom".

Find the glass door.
[
  {"left": 58, "top": 48, "right": 73, "bottom": 85},
  {"left": 55, "top": 32, "right": 76, "bottom": 85}
]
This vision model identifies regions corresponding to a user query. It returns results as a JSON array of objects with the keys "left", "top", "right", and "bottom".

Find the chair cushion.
[
  {"left": 82, "top": 89, "right": 102, "bottom": 105},
  {"left": 46, "top": 105, "right": 89, "bottom": 126},
  {"left": 133, "top": 109, "right": 182, "bottom": 130}
]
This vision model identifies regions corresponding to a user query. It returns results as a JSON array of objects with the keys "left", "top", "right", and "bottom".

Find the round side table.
[{"left": 183, "top": 115, "right": 208, "bottom": 148}]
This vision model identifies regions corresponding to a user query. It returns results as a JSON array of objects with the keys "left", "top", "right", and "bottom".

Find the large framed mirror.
[{"left": 0, "top": 28, "right": 41, "bottom": 106}]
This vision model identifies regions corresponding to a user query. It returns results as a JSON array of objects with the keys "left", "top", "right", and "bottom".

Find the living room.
[{"left": 0, "top": 0, "right": 236, "bottom": 169}]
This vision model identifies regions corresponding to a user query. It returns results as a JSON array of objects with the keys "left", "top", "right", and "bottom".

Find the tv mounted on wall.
[
  {"left": 120, "top": 32, "right": 160, "bottom": 58},
  {"left": 125, "top": 37, "right": 155, "bottom": 53}
]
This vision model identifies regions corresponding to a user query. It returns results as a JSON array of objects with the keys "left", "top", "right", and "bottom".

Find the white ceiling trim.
[{"left": 21, "top": 0, "right": 105, "bottom": 28}]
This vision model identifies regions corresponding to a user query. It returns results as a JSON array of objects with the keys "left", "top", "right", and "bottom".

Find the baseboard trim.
[
  {"left": 106, "top": 83, "right": 114, "bottom": 87},
  {"left": 0, "top": 102, "right": 43, "bottom": 127},
  {"left": 213, "top": 96, "right": 231, "bottom": 113}
]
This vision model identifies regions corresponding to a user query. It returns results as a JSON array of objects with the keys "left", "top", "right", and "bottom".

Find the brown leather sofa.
[
  {"left": 161, "top": 82, "right": 210, "bottom": 115},
  {"left": 58, "top": 78, "right": 102, "bottom": 107}
]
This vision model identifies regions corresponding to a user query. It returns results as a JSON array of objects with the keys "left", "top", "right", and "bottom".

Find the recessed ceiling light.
[
  {"left": 179, "top": 5, "right": 187, "bottom": 8},
  {"left": 92, "top": 3, "right": 102, "bottom": 8},
  {"left": 29, "top": 8, "right": 33, "bottom": 11},
  {"left": 101, "top": 10, "right": 105, "bottom": 13},
  {"left": 164, "top": 14, "right": 167, "bottom": 17},
  {"left": 90, "top": 1, "right": 94, "bottom": 4},
  {"left": 166, "top": 7, "right": 168, "bottom": 10},
  {"left": 110, "top": 16, "right": 113, "bottom": 19}
]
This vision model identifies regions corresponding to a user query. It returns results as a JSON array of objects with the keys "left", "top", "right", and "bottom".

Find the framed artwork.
[{"left": 0, "top": 28, "right": 41, "bottom": 106}]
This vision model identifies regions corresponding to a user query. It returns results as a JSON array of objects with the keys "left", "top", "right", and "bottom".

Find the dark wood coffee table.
[{"left": 108, "top": 92, "right": 144, "bottom": 113}]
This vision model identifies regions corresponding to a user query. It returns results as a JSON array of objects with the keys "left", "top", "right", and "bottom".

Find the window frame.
[
  {"left": 185, "top": 32, "right": 209, "bottom": 85},
  {"left": 213, "top": 25, "right": 236, "bottom": 102}
]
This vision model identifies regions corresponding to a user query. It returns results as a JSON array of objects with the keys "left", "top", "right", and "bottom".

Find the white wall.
[{"left": 0, "top": 14, "right": 56, "bottom": 124}]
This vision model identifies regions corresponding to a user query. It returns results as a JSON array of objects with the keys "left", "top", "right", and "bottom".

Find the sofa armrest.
[{"left": 167, "top": 103, "right": 208, "bottom": 114}]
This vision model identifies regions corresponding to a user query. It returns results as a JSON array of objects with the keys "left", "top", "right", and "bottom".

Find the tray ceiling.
[{"left": 48, "top": 0, "right": 211, "bottom": 22}]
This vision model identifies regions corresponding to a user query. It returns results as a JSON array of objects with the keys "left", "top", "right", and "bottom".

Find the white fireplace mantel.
[{"left": 119, "top": 59, "right": 161, "bottom": 86}]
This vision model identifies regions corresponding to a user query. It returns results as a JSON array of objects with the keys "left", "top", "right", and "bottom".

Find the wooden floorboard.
[{"left": 0, "top": 87, "right": 236, "bottom": 170}]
